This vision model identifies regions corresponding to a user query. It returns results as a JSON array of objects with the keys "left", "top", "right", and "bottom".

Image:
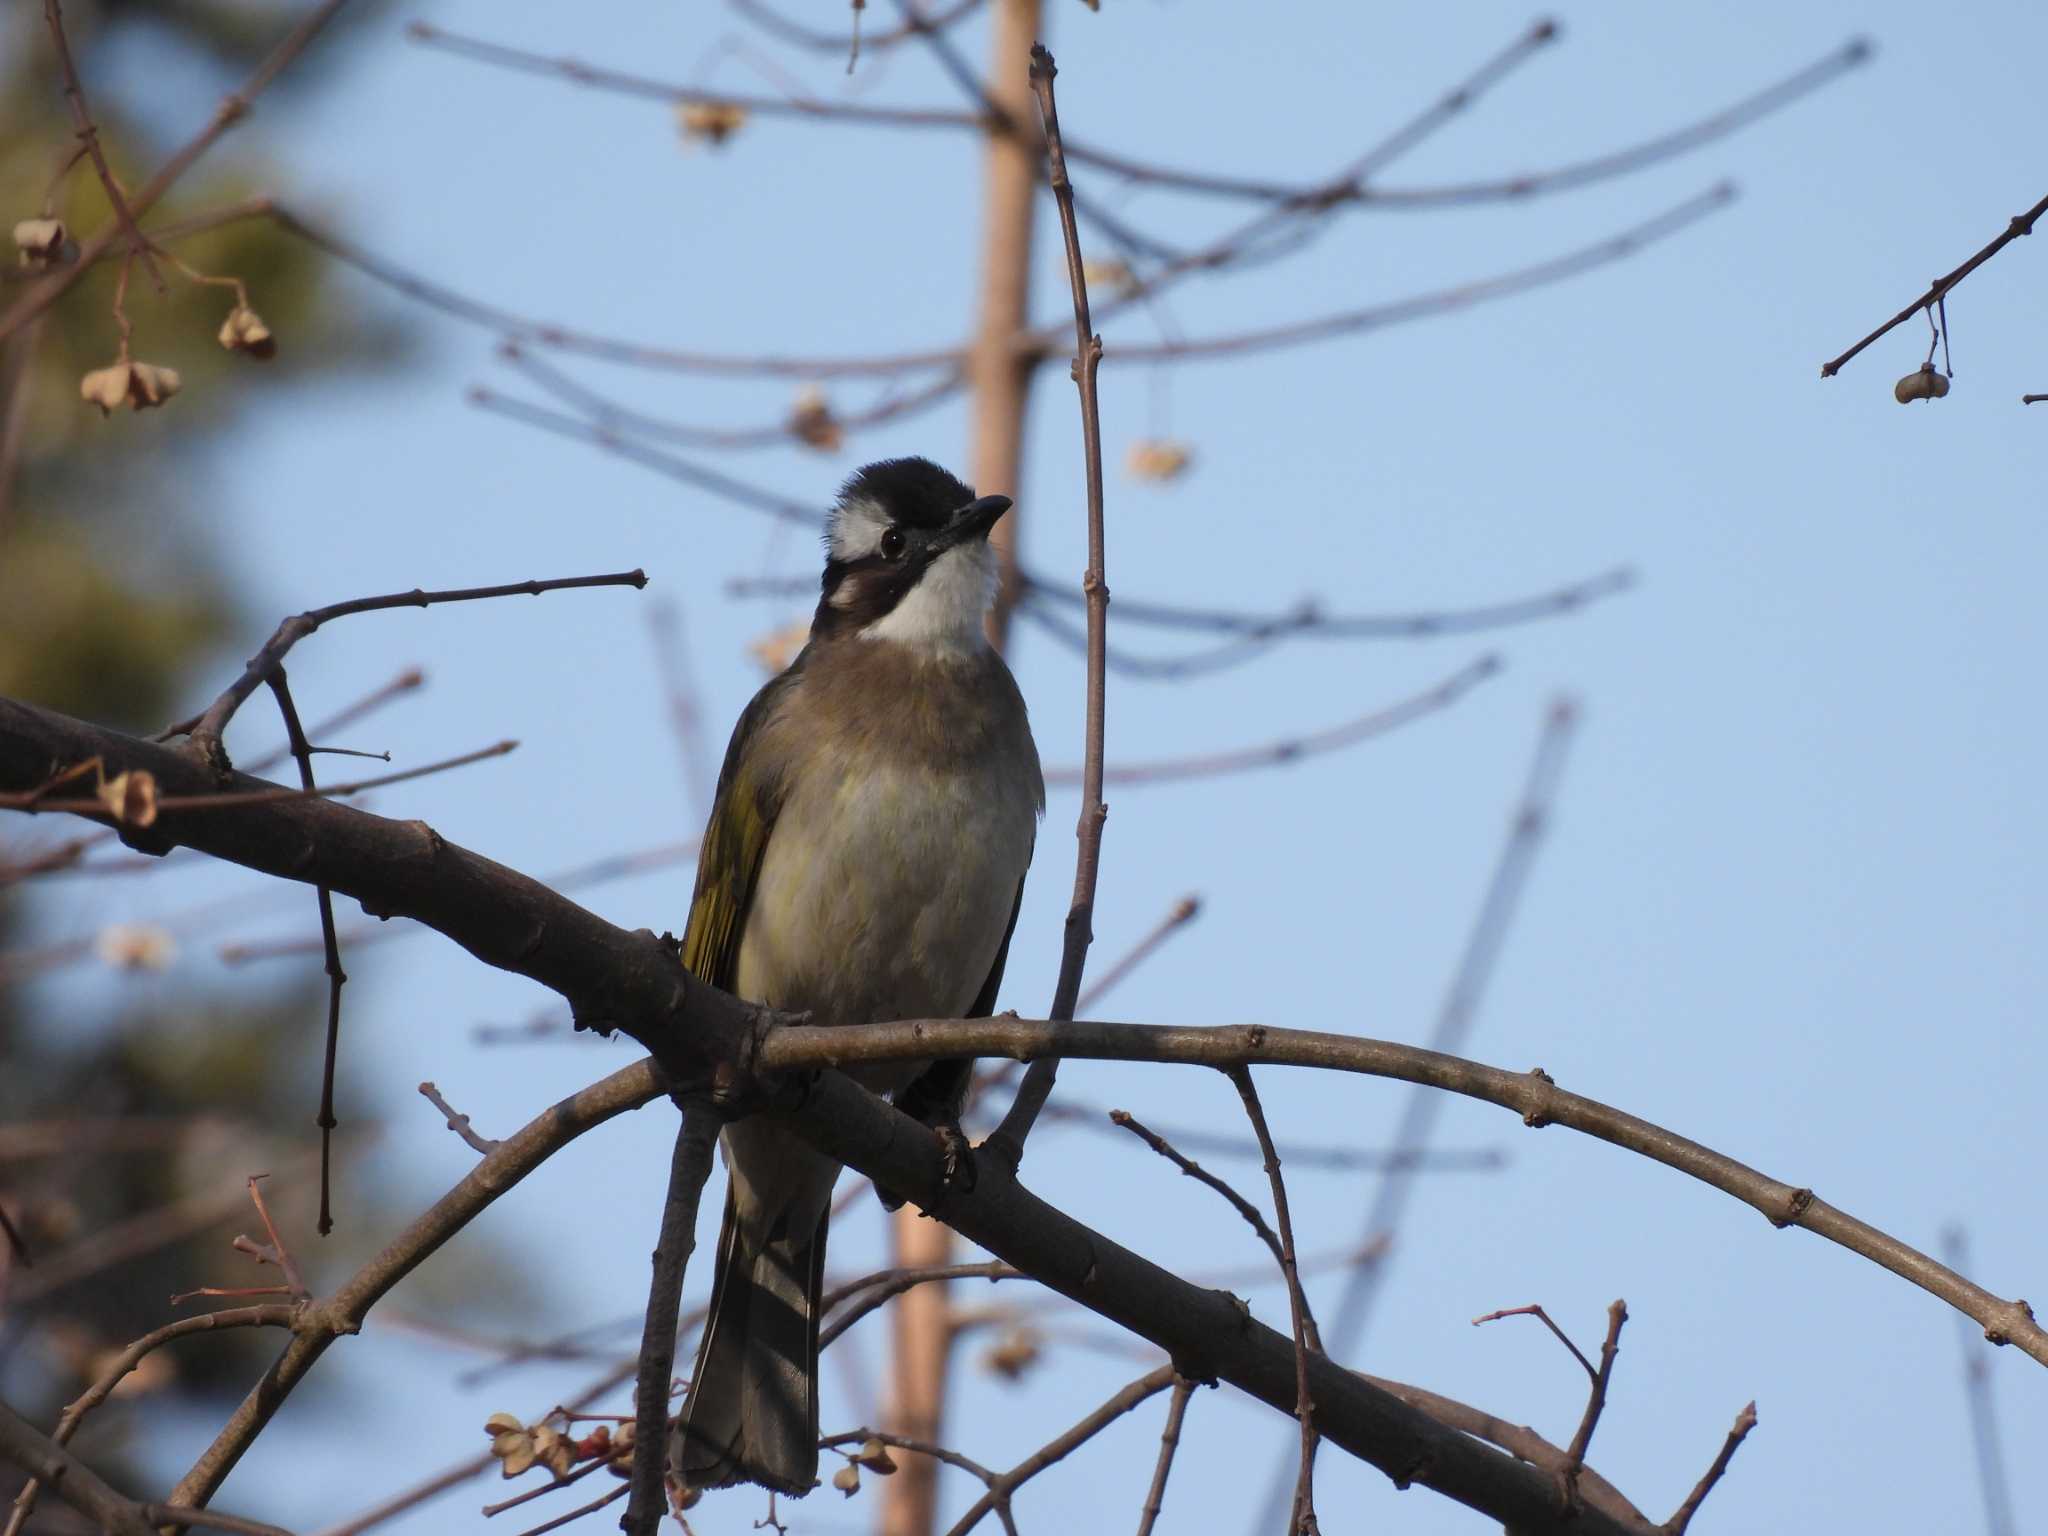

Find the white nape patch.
[
  {"left": 827, "top": 496, "right": 891, "bottom": 562},
  {"left": 864, "top": 540, "right": 997, "bottom": 654}
]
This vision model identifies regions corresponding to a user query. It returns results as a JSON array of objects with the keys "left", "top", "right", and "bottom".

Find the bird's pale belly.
[{"left": 734, "top": 757, "right": 1030, "bottom": 1086}]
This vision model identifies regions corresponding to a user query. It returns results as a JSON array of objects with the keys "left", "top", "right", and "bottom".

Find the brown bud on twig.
[
  {"left": 80, "top": 360, "right": 181, "bottom": 416},
  {"left": 853, "top": 1438, "right": 898, "bottom": 1474},
  {"left": 788, "top": 385, "right": 845, "bottom": 451},
  {"left": 832, "top": 1462, "right": 862, "bottom": 1496},
  {"left": 678, "top": 101, "right": 748, "bottom": 146},
  {"left": 1125, "top": 438, "right": 1193, "bottom": 483},
  {"left": 1894, "top": 364, "right": 1950, "bottom": 404},
  {"left": 982, "top": 1324, "right": 1043, "bottom": 1380},
  {"left": 13, "top": 217, "right": 76, "bottom": 268},
  {"left": 218, "top": 304, "right": 278, "bottom": 360}
]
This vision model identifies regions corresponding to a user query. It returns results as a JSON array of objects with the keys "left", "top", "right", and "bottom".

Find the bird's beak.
[{"left": 931, "top": 494, "right": 1012, "bottom": 553}]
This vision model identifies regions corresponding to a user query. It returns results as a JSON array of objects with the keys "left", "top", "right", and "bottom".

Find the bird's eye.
[{"left": 880, "top": 528, "right": 907, "bottom": 561}]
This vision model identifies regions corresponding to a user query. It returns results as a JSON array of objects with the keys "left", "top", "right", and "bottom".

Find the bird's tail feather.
[{"left": 672, "top": 1185, "right": 827, "bottom": 1497}]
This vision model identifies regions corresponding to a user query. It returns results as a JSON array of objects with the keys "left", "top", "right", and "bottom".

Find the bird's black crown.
[{"left": 837, "top": 457, "right": 977, "bottom": 532}]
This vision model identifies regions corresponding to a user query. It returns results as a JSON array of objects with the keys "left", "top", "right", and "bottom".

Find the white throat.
[{"left": 863, "top": 541, "right": 996, "bottom": 655}]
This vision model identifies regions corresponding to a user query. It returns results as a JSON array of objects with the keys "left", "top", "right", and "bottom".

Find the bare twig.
[
  {"left": 819, "top": 1260, "right": 1026, "bottom": 1351},
  {"left": 731, "top": 0, "right": 985, "bottom": 59},
  {"left": 508, "top": 1482, "right": 625, "bottom": 1536},
  {"left": 0, "top": 0, "right": 358, "bottom": 344},
  {"left": 1133, "top": 1378, "right": 1194, "bottom": 1536},
  {"left": 42, "top": 0, "right": 165, "bottom": 293},
  {"left": 985, "top": 41, "right": 1108, "bottom": 1170},
  {"left": 1025, "top": 564, "right": 1635, "bottom": 641},
  {"left": 469, "top": 391, "right": 824, "bottom": 521},
  {"left": 1320, "top": 697, "right": 1576, "bottom": 1351},
  {"left": 1114, "top": 185, "right": 1734, "bottom": 363},
  {"left": 1558, "top": 1302, "right": 1629, "bottom": 1504},
  {"left": 418, "top": 1081, "right": 500, "bottom": 1155},
  {"left": 1471, "top": 1302, "right": 1599, "bottom": 1379},
  {"left": 1041, "top": 1100, "right": 1504, "bottom": 1175},
  {"left": 1821, "top": 191, "right": 2048, "bottom": 378},
  {"left": 1662, "top": 1402, "right": 1758, "bottom": 1534},
  {"left": 262, "top": 672, "right": 350, "bottom": 1233},
  {"left": 622, "top": 1102, "right": 720, "bottom": 1536},
  {"left": 940, "top": 1367, "right": 1178, "bottom": 1536},
  {"left": 1, "top": 739, "right": 519, "bottom": 822},
  {"left": 0, "top": 1398, "right": 288, "bottom": 1536},
  {"left": 1045, "top": 654, "right": 1499, "bottom": 787},
  {"left": 1, "top": 1305, "right": 296, "bottom": 1536},
  {"left": 1108, "top": 1109, "right": 1290, "bottom": 1280},
  {"left": 1075, "top": 895, "right": 1199, "bottom": 1013},
  {"left": 173, "top": 571, "right": 644, "bottom": 765},
  {"left": 1227, "top": 1068, "right": 1321, "bottom": 1533}
]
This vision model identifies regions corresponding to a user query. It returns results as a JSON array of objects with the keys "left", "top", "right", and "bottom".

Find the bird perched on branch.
[{"left": 670, "top": 457, "right": 1043, "bottom": 1496}]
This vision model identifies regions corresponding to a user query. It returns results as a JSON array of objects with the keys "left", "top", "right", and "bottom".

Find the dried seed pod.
[
  {"left": 80, "top": 361, "right": 182, "bottom": 416},
  {"left": 1125, "top": 438, "right": 1192, "bottom": 483},
  {"left": 1894, "top": 364, "right": 1951, "bottom": 404},
  {"left": 679, "top": 101, "right": 748, "bottom": 145},
  {"left": 982, "top": 1324, "right": 1042, "bottom": 1380},
  {"left": 13, "top": 217, "right": 74, "bottom": 268},
  {"left": 788, "top": 385, "right": 844, "bottom": 452},
  {"left": 854, "top": 1438, "right": 898, "bottom": 1474},
  {"left": 832, "top": 1463, "right": 862, "bottom": 1496},
  {"left": 218, "top": 304, "right": 277, "bottom": 360}
]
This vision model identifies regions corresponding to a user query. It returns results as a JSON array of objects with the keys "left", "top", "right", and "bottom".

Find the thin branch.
[
  {"left": 42, "top": 0, "right": 165, "bottom": 293},
  {"left": 819, "top": 1261, "right": 1026, "bottom": 1352},
  {"left": 468, "top": 391, "right": 820, "bottom": 523},
  {"left": 1662, "top": 1402, "right": 1758, "bottom": 1535},
  {"left": 221, "top": 837, "right": 699, "bottom": 965},
  {"left": 1560, "top": 1301, "right": 1628, "bottom": 1503},
  {"left": 0, "top": 1398, "right": 287, "bottom": 1536},
  {"left": 1821, "top": 191, "right": 2048, "bottom": 377},
  {"left": 1113, "top": 185, "right": 1734, "bottom": 363},
  {"left": 1227, "top": 1068, "right": 1321, "bottom": 1534},
  {"left": 623, "top": 1102, "right": 720, "bottom": 1536},
  {"left": 731, "top": 0, "right": 985, "bottom": 58},
  {"left": 174, "top": 570, "right": 645, "bottom": 763},
  {"left": 1320, "top": 697, "right": 1575, "bottom": 1357},
  {"left": 263, "top": 672, "right": 350, "bottom": 1233},
  {"left": 1045, "top": 654, "right": 1499, "bottom": 787},
  {"left": 1040, "top": 1100, "right": 1505, "bottom": 1175},
  {"left": 1075, "top": 895, "right": 1200, "bottom": 1013},
  {"left": 508, "top": 1483, "right": 625, "bottom": 1536},
  {"left": 166, "top": 1062, "right": 668, "bottom": 1512},
  {"left": 1471, "top": 1302, "right": 1599, "bottom": 1380},
  {"left": 986, "top": 42, "right": 1108, "bottom": 1168},
  {"left": 1350, "top": 39, "right": 1868, "bottom": 211},
  {"left": 418, "top": 1081, "right": 500, "bottom": 1155},
  {"left": 1108, "top": 1109, "right": 1290, "bottom": 1280},
  {"left": 0, "top": 0, "right": 358, "bottom": 344},
  {"left": 1024, "top": 564, "right": 1636, "bottom": 640},
  {"left": 499, "top": 339, "right": 963, "bottom": 452},
  {"left": 1133, "top": 1379, "right": 1194, "bottom": 1536},
  {"left": 1, "top": 739, "right": 520, "bottom": 821},
  {"left": 1, "top": 1305, "right": 296, "bottom": 1536},
  {"left": 940, "top": 1367, "right": 1178, "bottom": 1536}
]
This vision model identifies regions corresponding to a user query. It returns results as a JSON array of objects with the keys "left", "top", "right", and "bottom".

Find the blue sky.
[{"left": 22, "top": 3, "right": 2048, "bottom": 1533}]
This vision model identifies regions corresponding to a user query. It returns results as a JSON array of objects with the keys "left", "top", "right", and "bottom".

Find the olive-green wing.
[{"left": 680, "top": 668, "right": 799, "bottom": 993}]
